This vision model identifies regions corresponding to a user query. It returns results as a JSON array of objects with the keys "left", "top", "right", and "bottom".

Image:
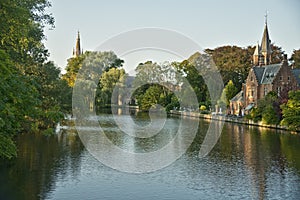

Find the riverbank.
[{"left": 169, "top": 110, "right": 299, "bottom": 133}]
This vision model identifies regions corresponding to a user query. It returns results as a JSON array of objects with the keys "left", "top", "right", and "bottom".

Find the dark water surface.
[{"left": 0, "top": 113, "right": 300, "bottom": 200}]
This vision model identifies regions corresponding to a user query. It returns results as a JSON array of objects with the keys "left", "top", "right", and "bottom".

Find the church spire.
[
  {"left": 260, "top": 13, "right": 272, "bottom": 65},
  {"left": 73, "top": 31, "right": 82, "bottom": 57}
]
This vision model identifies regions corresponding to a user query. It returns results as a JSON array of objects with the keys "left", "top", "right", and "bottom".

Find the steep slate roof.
[
  {"left": 292, "top": 69, "right": 300, "bottom": 86},
  {"left": 252, "top": 63, "right": 281, "bottom": 85}
]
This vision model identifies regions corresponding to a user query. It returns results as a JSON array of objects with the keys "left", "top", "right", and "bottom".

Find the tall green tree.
[
  {"left": 280, "top": 90, "right": 300, "bottom": 131},
  {"left": 36, "top": 62, "right": 72, "bottom": 129},
  {"left": 133, "top": 61, "right": 179, "bottom": 111},
  {"left": 0, "top": 50, "right": 40, "bottom": 158},
  {"left": 97, "top": 67, "right": 126, "bottom": 106},
  {"left": 63, "top": 51, "right": 124, "bottom": 87},
  {"left": 63, "top": 55, "right": 86, "bottom": 87},
  {"left": 139, "top": 85, "right": 164, "bottom": 111},
  {"left": 220, "top": 80, "right": 238, "bottom": 107},
  {"left": 0, "top": 0, "right": 73, "bottom": 159},
  {"left": 205, "top": 46, "right": 253, "bottom": 91},
  {"left": 0, "top": 0, "right": 54, "bottom": 68},
  {"left": 174, "top": 57, "right": 209, "bottom": 105}
]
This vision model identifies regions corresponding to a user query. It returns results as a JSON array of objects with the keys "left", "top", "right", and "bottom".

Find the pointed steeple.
[
  {"left": 75, "top": 31, "right": 81, "bottom": 57},
  {"left": 260, "top": 24, "right": 271, "bottom": 54},
  {"left": 260, "top": 14, "right": 272, "bottom": 65},
  {"left": 73, "top": 31, "right": 82, "bottom": 57}
]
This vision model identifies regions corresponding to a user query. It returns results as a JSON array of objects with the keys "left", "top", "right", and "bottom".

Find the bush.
[{"left": 199, "top": 105, "right": 207, "bottom": 111}]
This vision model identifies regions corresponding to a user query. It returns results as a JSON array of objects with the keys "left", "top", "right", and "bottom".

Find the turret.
[
  {"left": 253, "top": 15, "right": 272, "bottom": 66},
  {"left": 253, "top": 42, "right": 261, "bottom": 66}
]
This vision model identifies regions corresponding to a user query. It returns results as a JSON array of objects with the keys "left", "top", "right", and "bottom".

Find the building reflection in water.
[{"left": 1, "top": 114, "right": 299, "bottom": 199}]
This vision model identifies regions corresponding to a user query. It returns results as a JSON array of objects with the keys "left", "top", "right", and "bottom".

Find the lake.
[{"left": 1, "top": 111, "right": 300, "bottom": 200}]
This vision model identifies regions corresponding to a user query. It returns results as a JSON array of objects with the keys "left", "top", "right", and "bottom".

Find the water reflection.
[
  {"left": 0, "top": 114, "right": 299, "bottom": 199},
  {"left": 0, "top": 131, "right": 85, "bottom": 200}
]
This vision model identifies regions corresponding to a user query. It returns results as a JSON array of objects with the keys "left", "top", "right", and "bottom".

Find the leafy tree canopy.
[
  {"left": 219, "top": 80, "right": 238, "bottom": 107},
  {"left": 0, "top": 0, "right": 54, "bottom": 68},
  {"left": 290, "top": 49, "right": 300, "bottom": 69},
  {"left": 63, "top": 51, "right": 123, "bottom": 87},
  {"left": 280, "top": 90, "right": 300, "bottom": 131}
]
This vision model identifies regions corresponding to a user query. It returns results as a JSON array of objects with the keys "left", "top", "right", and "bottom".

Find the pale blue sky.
[{"left": 44, "top": 0, "right": 300, "bottom": 72}]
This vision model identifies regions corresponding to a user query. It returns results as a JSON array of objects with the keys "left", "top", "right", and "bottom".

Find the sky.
[{"left": 44, "top": 0, "right": 300, "bottom": 73}]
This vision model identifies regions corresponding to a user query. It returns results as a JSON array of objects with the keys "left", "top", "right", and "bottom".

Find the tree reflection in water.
[{"left": 0, "top": 116, "right": 299, "bottom": 200}]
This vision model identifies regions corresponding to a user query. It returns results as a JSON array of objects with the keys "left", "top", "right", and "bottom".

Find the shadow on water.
[{"left": 0, "top": 131, "right": 85, "bottom": 200}]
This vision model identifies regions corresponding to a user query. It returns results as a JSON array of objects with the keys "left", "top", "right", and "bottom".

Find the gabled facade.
[
  {"left": 243, "top": 57, "right": 299, "bottom": 108},
  {"left": 230, "top": 21, "right": 300, "bottom": 116}
]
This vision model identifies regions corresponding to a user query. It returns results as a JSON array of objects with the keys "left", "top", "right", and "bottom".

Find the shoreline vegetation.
[
  {"left": 169, "top": 110, "right": 300, "bottom": 133},
  {"left": 63, "top": 105, "right": 299, "bottom": 134}
]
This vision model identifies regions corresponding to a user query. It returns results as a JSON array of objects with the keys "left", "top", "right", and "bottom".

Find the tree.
[
  {"left": 0, "top": 0, "right": 75, "bottom": 159},
  {"left": 0, "top": 50, "right": 40, "bottom": 158},
  {"left": 63, "top": 51, "right": 124, "bottom": 87},
  {"left": 63, "top": 51, "right": 125, "bottom": 110},
  {"left": 139, "top": 85, "right": 164, "bottom": 111},
  {"left": 175, "top": 56, "right": 209, "bottom": 105},
  {"left": 249, "top": 91, "right": 281, "bottom": 124},
  {"left": 205, "top": 46, "right": 253, "bottom": 91},
  {"left": 133, "top": 61, "right": 175, "bottom": 109},
  {"left": 0, "top": 0, "right": 54, "bottom": 68},
  {"left": 97, "top": 67, "right": 126, "bottom": 106},
  {"left": 220, "top": 80, "right": 238, "bottom": 107},
  {"left": 36, "top": 62, "right": 72, "bottom": 129},
  {"left": 63, "top": 55, "right": 86, "bottom": 87},
  {"left": 270, "top": 44, "right": 284, "bottom": 64},
  {"left": 290, "top": 49, "right": 300, "bottom": 69},
  {"left": 280, "top": 90, "right": 300, "bottom": 131}
]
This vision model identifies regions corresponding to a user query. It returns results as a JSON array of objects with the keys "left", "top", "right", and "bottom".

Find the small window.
[
  {"left": 250, "top": 76, "right": 253, "bottom": 81},
  {"left": 280, "top": 76, "right": 283, "bottom": 81},
  {"left": 288, "top": 76, "right": 291, "bottom": 81}
]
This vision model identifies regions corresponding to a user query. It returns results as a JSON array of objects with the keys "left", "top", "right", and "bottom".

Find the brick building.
[{"left": 230, "top": 21, "right": 300, "bottom": 115}]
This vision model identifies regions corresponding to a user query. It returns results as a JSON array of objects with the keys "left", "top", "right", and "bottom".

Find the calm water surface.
[{"left": 0, "top": 112, "right": 300, "bottom": 200}]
